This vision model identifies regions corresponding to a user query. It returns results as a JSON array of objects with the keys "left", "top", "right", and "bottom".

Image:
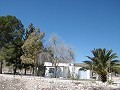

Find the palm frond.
[{"left": 84, "top": 48, "right": 119, "bottom": 82}]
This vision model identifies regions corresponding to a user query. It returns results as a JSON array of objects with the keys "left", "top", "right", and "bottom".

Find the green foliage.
[
  {"left": 21, "top": 28, "right": 45, "bottom": 75},
  {"left": 25, "top": 23, "right": 35, "bottom": 40},
  {"left": 83, "top": 48, "right": 120, "bottom": 82},
  {"left": 21, "top": 29, "right": 45, "bottom": 65},
  {"left": 0, "top": 15, "right": 24, "bottom": 74},
  {"left": 0, "top": 15, "right": 24, "bottom": 47},
  {"left": 0, "top": 48, "right": 6, "bottom": 61}
]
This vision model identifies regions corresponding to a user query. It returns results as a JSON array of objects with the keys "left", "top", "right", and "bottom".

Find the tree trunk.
[
  {"left": 32, "top": 67, "right": 35, "bottom": 75},
  {"left": 24, "top": 67, "right": 27, "bottom": 75},
  {"left": 0, "top": 61, "right": 2, "bottom": 74},
  {"left": 13, "top": 66, "right": 17, "bottom": 75},
  {"left": 54, "top": 66, "right": 57, "bottom": 78},
  {"left": 13, "top": 59, "right": 17, "bottom": 75},
  {"left": 35, "top": 66, "right": 38, "bottom": 76}
]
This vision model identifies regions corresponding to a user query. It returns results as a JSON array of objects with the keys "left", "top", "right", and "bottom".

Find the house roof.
[
  {"left": 44, "top": 61, "right": 89, "bottom": 68},
  {"left": 74, "top": 63, "right": 88, "bottom": 67}
]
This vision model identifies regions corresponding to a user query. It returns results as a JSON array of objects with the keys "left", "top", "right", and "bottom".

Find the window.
[{"left": 49, "top": 68, "right": 54, "bottom": 73}]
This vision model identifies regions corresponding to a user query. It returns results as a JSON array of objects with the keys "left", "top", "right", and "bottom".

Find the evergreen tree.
[
  {"left": 21, "top": 29, "right": 45, "bottom": 75},
  {"left": 0, "top": 15, "right": 24, "bottom": 74}
]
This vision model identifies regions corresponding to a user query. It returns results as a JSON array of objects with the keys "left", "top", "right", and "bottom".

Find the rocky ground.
[{"left": 0, "top": 74, "right": 120, "bottom": 90}]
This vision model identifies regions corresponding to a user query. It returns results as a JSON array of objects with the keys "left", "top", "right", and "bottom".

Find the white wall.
[
  {"left": 70, "top": 66, "right": 92, "bottom": 79},
  {"left": 78, "top": 69, "right": 91, "bottom": 79},
  {"left": 44, "top": 62, "right": 92, "bottom": 79},
  {"left": 86, "top": 70, "right": 91, "bottom": 79}
]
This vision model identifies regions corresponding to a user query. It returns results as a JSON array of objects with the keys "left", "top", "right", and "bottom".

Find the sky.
[{"left": 0, "top": 0, "right": 120, "bottom": 62}]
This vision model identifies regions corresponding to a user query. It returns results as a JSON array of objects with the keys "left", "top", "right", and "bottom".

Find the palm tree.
[{"left": 83, "top": 48, "right": 120, "bottom": 82}]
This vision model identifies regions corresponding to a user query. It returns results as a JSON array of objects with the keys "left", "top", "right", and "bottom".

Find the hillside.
[{"left": 0, "top": 74, "right": 119, "bottom": 90}]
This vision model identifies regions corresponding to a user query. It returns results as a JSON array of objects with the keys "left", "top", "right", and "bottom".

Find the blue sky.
[{"left": 1, "top": 0, "right": 120, "bottom": 62}]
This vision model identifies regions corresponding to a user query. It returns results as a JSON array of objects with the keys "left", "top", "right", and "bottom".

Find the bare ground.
[{"left": 0, "top": 74, "right": 120, "bottom": 90}]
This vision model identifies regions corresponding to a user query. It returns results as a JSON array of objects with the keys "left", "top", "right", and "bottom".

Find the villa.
[{"left": 44, "top": 62, "right": 92, "bottom": 79}]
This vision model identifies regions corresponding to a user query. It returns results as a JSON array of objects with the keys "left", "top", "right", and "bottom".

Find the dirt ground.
[{"left": 0, "top": 74, "right": 120, "bottom": 90}]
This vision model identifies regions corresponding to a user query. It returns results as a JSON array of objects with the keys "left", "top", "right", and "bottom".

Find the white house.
[{"left": 44, "top": 62, "right": 92, "bottom": 79}]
